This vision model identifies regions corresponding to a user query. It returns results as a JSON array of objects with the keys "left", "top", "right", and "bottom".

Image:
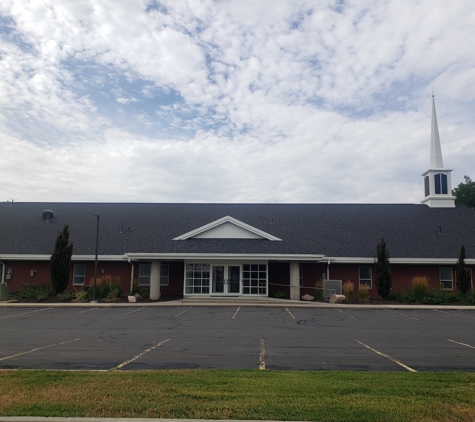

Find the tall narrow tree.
[
  {"left": 456, "top": 245, "right": 471, "bottom": 294},
  {"left": 375, "top": 237, "right": 391, "bottom": 298},
  {"left": 50, "top": 224, "right": 73, "bottom": 294}
]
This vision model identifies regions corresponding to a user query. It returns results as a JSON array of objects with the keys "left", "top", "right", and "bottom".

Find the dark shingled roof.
[{"left": 1, "top": 202, "right": 474, "bottom": 258}]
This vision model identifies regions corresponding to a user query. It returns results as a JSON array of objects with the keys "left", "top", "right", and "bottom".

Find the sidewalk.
[{"left": 1, "top": 296, "right": 474, "bottom": 310}]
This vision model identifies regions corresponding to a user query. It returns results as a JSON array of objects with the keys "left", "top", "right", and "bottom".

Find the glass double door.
[{"left": 211, "top": 265, "right": 240, "bottom": 295}]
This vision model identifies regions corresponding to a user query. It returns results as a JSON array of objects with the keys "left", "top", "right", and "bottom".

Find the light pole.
[{"left": 91, "top": 214, "right": 100, "bottom": 303}]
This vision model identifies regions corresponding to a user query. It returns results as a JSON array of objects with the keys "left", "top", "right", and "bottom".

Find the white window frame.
[
  {"left": 358, "top": 266, "right": 372, "bottom": 288},
  {"left": 138, "top": 263, "right": 151, "bottom": 286},
  {"left": 160, "top": 263, "right": 169, "bottom": 286},
  {"left": 440, "top": 267, "right": 453, "bottom": 290},
  {"left": 73, "top": 263, "right": 86, "bottom": 286}
]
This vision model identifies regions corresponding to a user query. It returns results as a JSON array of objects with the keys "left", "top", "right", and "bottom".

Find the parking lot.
[{"left": 1, "top": 305, "right": 475, "bottom": 371}]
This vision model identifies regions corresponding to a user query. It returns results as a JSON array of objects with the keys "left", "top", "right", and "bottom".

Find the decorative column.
[
  {"left": 150, "top": 261, "right": 161, "bottom": 300},
  {"left": 289, "top": 261, "right": 300, "bottom": 301}
]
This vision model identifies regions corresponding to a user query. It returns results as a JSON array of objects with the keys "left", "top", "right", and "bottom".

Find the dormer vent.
[{"left": 42, "top": 209, "right": 54, "bottom": 222}]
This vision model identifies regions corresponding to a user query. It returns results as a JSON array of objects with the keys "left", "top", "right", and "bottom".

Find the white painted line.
[
  {"left": 259, "top": 339, "right": 265, "bottom": 370},
  {"left": 0, "top": 338, "right": 81, "bottom": 362},
  {"left": 53, "top": 314, "right": 74, "bottom": 320},
  {"left": 354, "top": 339, "right": 417, "bottom": 372},
  {"left": 385, "top": 309, "right": 419, "bottom": 320},
  {"left": 173, "top": 307, "right": 191, "bottom": 318},
  {"left": 0, "top": 308, "right": 52, "bottom": 320},
  {"left": 448, "top": 339, "right": 475, "bottom": 349},
  {"left": 123, "top": 307, "right": 146, "bottom": 316},
  {"left": 78, "top": 308, "right": 98, "bottom": 314},
  {"left": 434, "top": 310, "right": 467, "bottom": 318},
  {"left": 110, "top": 338, "right": 171, "bottom": 371},
  {"left": 336, "top": 308, "right": 356, "bottom": 320},
  {"left": 232, "top": 307, "right": 241, "bottom": 319},
  {"left": 285, "top": 307, "right": 296, "bottom": 319}
]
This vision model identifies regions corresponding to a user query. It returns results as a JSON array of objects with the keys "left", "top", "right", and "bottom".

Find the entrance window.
[
  {"left": 185, "top": 263, "right": 210, "bottom": 294},
  {"left": 242, "top": 264, "right": 267, "bottom": 295},
  {"left": 160, "top": 264, "right": 169, "bottom": 286}
]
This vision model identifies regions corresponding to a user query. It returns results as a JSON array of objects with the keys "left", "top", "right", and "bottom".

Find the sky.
[{"left": 0, "top": 0, "right": 474, "bottom": 204}]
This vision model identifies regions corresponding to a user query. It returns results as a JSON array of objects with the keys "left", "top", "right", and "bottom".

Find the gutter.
[
  {"left": 0, "top": 261, "right": 4, "bottom": 284},
  {"left": 127, "top": 256, "right": 135, "bottom": 294}
]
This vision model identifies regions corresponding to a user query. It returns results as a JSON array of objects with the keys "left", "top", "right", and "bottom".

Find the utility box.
[{"left": 0, "top": 283, "right": 9, "bottom": 301}]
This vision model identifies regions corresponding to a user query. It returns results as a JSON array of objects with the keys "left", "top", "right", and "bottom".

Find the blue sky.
[{"left": 0, "top": 0, "right": 474, "bottom": 203}]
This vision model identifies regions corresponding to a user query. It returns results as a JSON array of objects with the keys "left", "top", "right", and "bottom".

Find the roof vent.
[{"left": 42, "top": 209, "right": 54, "bottom": 222}]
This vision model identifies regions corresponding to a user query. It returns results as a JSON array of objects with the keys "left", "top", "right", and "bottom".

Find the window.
[
  {"left": 440, "top": 267, "right": 453, "bottom": 289},
  {"left": 185, "top": 263, "right": 210, "bottom": 294},
  {"left": 242, "top": 264, "right": 267, "bottom": 295},
  {"left": 358, "top": 266, "right": 372, "bottom": 288},
  {"left": 434, "top": 173, "right": 448, "bottom": 194},
  {"left": 138, "top": 263, "right": 151, "bottom": 285},
  {"left": 299, "top": 264, "right": 303, "bottom": 286},
  {"left": 160, "top": 263, "right": 169, "bottom": 286},
  {"left": 73, "top": 264, "right": 86, "bottom": 285}
]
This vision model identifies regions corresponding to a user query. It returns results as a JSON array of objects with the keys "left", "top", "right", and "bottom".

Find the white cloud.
[{"left": 0, "top": 0, "right": 474, "bottom": 203}]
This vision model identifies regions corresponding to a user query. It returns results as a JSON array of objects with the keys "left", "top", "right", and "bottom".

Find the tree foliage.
[
  {"left": 456, "top": 245, "right": 471, "bottom": 294},
  {"left": 453, "top": 175, "right": 475, "bottom": 208},
  {"left": 50, "top": 224, "right": 73, "bottom": 294},
  {"left": 375, "top": 237, "right": 391, "bottom": 299}
]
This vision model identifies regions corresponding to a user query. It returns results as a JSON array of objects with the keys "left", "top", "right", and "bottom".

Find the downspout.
[
  {"left": 0, "top": 261, "right": 5, "bottom": 284},
  {"left": 127, "top": 256, "right": 135, "bottom": 294},
  {"left": 326, "top": 259, "right": 331, "bottom": 281}
]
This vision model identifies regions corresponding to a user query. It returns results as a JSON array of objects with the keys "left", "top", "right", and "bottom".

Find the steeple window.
[
  {"left": 434, "top": 173, "right": 448, "bottom": 195},
  {"left": 424, "top": 176, "right": 430, "bottom": 197}
]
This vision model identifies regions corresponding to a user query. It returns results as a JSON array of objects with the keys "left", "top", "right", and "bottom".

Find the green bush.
[
  {"left": 14, "top": 284, "right": 55, "bottom": 301},
  {"left": 105, "top": 287, "right": 121, "bottom": 302},
  {"left": 86, "top": 275, "right": 122, "bottom": 300},
  {"left": 73, "top": 291, "right": 87, "bottom": 301},
  {"left": 274, "top": 291, "right": 288, "bottom": 299},
  {"left": 358, "top": 284, "right": 370, "bottom": 302},
  {"left": 57, "top": 291, "right": 73, "bottom": 301}
]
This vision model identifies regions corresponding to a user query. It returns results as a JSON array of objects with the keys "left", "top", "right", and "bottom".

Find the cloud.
[{"left": 0, "top": 0, "right": 474, "bottom": 203}]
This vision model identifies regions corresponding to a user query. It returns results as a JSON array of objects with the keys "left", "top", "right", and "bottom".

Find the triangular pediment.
[{"left": 173, "top": 216, "right": 281, "bottom": 241}]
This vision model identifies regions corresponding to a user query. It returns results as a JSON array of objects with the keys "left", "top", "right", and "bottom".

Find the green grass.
[{"left": 1, "top": 370, "right": 475, "bottom": 421}]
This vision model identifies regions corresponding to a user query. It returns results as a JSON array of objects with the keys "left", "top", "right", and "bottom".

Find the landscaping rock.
[
  {"left": 330, "top": 294, "right": 346, "bottom": 303},
  {"left": 134, "top": 293, "right": 142, "bottom": 299},
  {"left": 301, "top": 294, "right": 314, "bottom": 301},
  {"left": 128, "top": 295, "right": 136, "bottom": 302}
]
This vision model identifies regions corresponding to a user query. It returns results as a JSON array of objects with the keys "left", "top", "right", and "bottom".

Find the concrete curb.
[{"left": 0, "top": 299, "right": 474, "bottom": 310}]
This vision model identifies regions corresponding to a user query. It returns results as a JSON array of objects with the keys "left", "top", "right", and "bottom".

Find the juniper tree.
[
  {"left": 50, "top": 224, "right": 73, "bottom": 294},
  {"left": 456, "top": 245, "right": 471, "bottom": 294},
  {"left": 375, "top": 237, "right": 391, "bottom": 298}
]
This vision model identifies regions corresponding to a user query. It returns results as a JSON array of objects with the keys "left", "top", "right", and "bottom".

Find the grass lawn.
[{"left": 1, "top": 370, "right": 474, "bottom": 422}]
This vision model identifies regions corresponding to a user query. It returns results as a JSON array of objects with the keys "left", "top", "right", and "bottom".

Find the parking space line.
[
  {"left": 78, "top": 308, "right": 98, "bottom": 314},
  {"left": 434, "top": 310, "right": 471, "bottom": 319},
  {"left": 123, "top": 307, "right": 146, "bottom": 316},
  {"left": 285, "top": 308, "right": 296, "bottom": 319},
  {"left": 172, "top": 307, "right": 191, "bottom": 318},
  {"left": 448, "top": 339, "right": 475, "bottom": 349},
  {"left": 259, "top": 339, "right": 265, "bottom": 370},
  {"left": 0, "top": 308, "right": 52, "bottom": 320},
  {"left": 110, "top": 338, "right": 171, "bottom": 371},
  {"left": 354, "top": 339, "right": 417, "bottom": 372},
  {"left": 232, "top": 307, "right": 241, "bottom": 319},
  {"left": 336, "top": 309, "right": 356, "bottom": 320},
  {"left": 386, "top": 309, "right": 419, "bottom": 321},
  {"left": 0, "top": 338, "right": 81, "bottom": 362}
]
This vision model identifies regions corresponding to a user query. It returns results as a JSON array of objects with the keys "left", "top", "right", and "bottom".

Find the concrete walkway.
[{"left": 0, "top": 296, "right": 474, "bottom": 310}]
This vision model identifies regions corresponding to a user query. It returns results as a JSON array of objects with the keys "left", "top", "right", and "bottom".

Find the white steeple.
[
  {"left": 421, "top": 96, "right": 455, "bottom": 208},
  {"left": 430, "top": 96, "right": 444, "bottom": 169}
]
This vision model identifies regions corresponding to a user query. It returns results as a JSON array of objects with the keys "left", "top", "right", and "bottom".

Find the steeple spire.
[
  {"left": 430, "top": 96, "right": 444, "bottom": 168},
  {"left": 421, "top": 96, "right": 455, "bottom": 208}
]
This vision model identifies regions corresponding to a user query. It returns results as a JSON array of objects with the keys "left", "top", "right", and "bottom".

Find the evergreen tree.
[
  {"left": 50, "top": 224, "right": 73, "bottom": 294},
  {"left": 456, "top": 245, "right": 471, "bottom": 294},
  {"left": 375, "top": 237, "right": 391, "bottom": 298}
]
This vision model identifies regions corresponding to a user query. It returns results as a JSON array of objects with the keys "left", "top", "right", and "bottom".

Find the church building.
[{"left": 1, "top": 98, "right": 474, "bottom": 299}]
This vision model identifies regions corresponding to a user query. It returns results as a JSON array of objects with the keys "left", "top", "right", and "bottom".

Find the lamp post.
[{"left": 91, "top": 214, "right": 100, "bottom": 303}]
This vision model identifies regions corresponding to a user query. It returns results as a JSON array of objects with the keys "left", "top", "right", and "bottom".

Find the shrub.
[
  {"left": 105, "top": 287, "right": 121, "bottom": 302},
  {"left": 358, "top": 284, "right": 370, "bottom": 302},
  {"left": 342, "top": 281, "right": 354, "bottom": 301},
  {"left": 57, "top": 291, "right": 73, "bottom": 301},
  {"left": 14, "top": 284, "right": 55, "bottom": 301},
  {"left": 412, "top": 276, "right": 429, "bottom": 302},
  {"left": 86, "top": 275, "right": 122, "bottom": 300},
  {"left": 73, "top": 291, "right": 87, "bottom": 302},
  {"left": 274, "top": 291, "right": 288, "bottom": 299},
  {"left": 315, "top": 280, "right": 324, "bottom": 301}
]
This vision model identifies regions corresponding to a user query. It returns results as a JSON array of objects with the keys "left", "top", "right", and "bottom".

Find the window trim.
[
  {"left": 358, "top": 266, "right": 372, "bottom": 289},
  {"left": 440, "top": 267, "right": 453, "bottom": 290},
  {"left": 72, "top": 263, "right": 86, "bottom": 286}
]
